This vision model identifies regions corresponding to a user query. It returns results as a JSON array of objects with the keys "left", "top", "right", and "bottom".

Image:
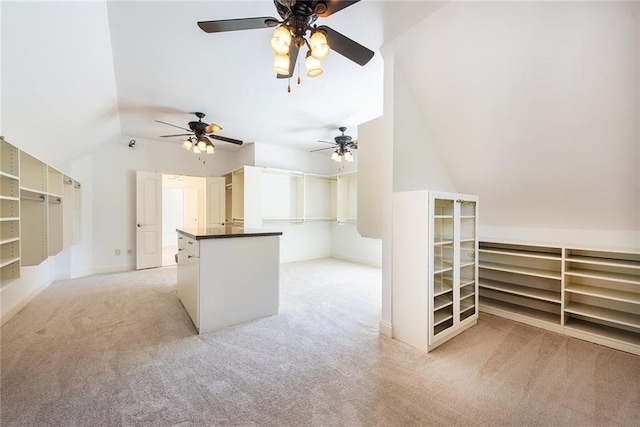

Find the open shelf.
[
  {"left": 480, "top": 261, "right": 561, "bottom": 280},
  {"left": 480, "top": 248, "right": 561, "bottom": 261},
  {"left": 565, "top": 283, "right": 640, "bottom": 305},
  {"left": 479, "top": 278, "right": 561, "bottom": 303},
  {"left": 434, "top": 294, "right": 453, "bottom": 311},
  {"left": 565, "top": 302, "right": 639, "bottom": 328},
  {"left": 565, "top": 268, "right": 640, "bottom": 285},
  {"left": 434, "top": 310, "right": 454, "bottom": 326},
  {"left": 566, "top": 255, "right": 640, "bottom": 270},
  {"left": 480, "top": 296, "right": 562, "bottom": 329},
  {"left": 564, "top": 318, "right": 640, "bottom": 353}
]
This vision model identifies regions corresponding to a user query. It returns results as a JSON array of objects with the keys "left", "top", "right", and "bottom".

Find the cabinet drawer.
[{"left": 178, "top": 234, "right": 200, "bottom": 256}]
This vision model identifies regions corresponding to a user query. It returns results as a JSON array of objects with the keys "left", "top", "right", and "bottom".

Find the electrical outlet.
[{"left": 115, "top": 249, "right": 121, "bottom": 256}]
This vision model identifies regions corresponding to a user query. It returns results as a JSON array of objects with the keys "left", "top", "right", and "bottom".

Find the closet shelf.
[
  {"left": 0, "top": 217, "right": 19, "bottom": 222},
  {"left": 564, "top": 318, "right": 640, "bottom": 348},
  {"left": 480, "top": 296, "right": 561, "bottom": 326},
  {"left": 0, "top": 237, "right": 20, "bottom": 245},
  {"left": 434, "top": 310, "right": 453, "bottom": 326},
  {"left": 480, "top": 261, "right": 561, "bottom": 280},
  {"left": 479, "top": 278, "right": 561, "bottom": 303},
  {"left": 0, "top": 195, "right": 19, "bottom": 202},
  {"left": 434, "top": 295, "right": 453, "bottom": 311},
  {"left": 565, "top": 302, "right": 639, "bottom": 328},
  {"left": 566, "top": 255, "right": 640, "bottom": 270},
  {"left": 0, "top": 256, "right": 20, "bottom": 269},
  {"left": 565, "top": 268, "right": 640, "bottom": 285},
  {"left": 460, "top": 286, "right": 475, "bottom": 300},
  {"left": 0, "top": 171, "right": 19, "bottom": 181},
  {"left": 479, "top": 248, "right": 561, "bottom": 261},
  {"left": 565, "top": 284, "right": 640, "bottom": 305}
]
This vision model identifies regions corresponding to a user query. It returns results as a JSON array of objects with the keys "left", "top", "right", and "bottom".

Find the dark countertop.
[{"left": 177, "top": 225, "right": 283, "bottom": 240}]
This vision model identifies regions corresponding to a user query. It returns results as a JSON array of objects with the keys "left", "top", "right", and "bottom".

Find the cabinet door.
[
  {"left": 177, "top": 249, "right": 199, "bottom": 329},
  {"left": 430, "top": 195, "right": 456, "bottom": 343},
  {"left": 457, "top": 199, "right": 477, "bottom": 323}
]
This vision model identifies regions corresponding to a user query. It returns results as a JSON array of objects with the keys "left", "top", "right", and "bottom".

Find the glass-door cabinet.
[{"left": 429, "top": 192, "right": 479, "bottom": 347}]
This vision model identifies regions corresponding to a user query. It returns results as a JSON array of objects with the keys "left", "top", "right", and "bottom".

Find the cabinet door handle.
[
  {"left": 137, "top": 223, "right": 143, "bottom": 227},
  {"left": 188, "top": 241, "right": 193, "bottom": 245},
  {"left": 188, "top": 255, "right": 194, "bottom": 259}
]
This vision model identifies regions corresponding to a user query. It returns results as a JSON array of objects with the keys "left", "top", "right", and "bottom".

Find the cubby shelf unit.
[
  {"left": 1, "top": 138, "right": 21, "bottom": 285},
  {"left": 479, "top": 241, "right": 640, "bottom": 355}
]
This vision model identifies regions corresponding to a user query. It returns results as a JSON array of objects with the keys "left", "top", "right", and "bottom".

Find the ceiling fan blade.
[
  {"left": 160, "top": 133, "right": 193, "bottom": 138},
  {"left": 311, "top": 146, "right": 336, "bottom": 152},
  {"left": 276, "top": 44, "right": 300, "bottom": 79},
  {"left": 210, "top": 134, "right": 244, "bottom": 145},
  {"left": 197, "top": 17, "right": 279, "bottom": 33},
  {"left": 317, "top": 140, "right": 336, "bottom": 145},
  {"left": 155, "top": 120, "right": 191, "bottom": 132},
  {"left": 318, "top": 25, "right": 374, "bottom": 66},
  {"left": 316, "top": 0, "right": 360, "bottom": 18}
]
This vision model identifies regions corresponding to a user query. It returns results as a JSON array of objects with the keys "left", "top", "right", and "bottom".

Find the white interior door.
[
  {"left": 206, "top": 177, "right": 226, "bottom": 227},
  {"left": 183, "top": 188, "right": 199, "bottom": 228},
  {"left": 136, "top": 170, "right": 162, "bottom": 270}
]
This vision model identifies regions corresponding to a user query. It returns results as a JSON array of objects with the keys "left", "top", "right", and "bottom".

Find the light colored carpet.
[{"left": 1, "top": 258, "right": 638, "bottom": 426}]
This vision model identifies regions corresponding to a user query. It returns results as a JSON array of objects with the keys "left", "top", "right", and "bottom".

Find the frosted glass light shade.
[
  {"left": 270, "top": 25, "right": 291, "bottom": 54},
  {"left": 182, "top": 139, "right": 193, "bottom": 150},
  {"left": 206, "top": 145, "right": 215, "bottom": 154},
  {"left": 309, "top": 30, "right": 329, "bottom": 59},
  {"left": 331, "top": 151, "right": 341, "bottom": 162},
  {"left": 273, "top": 53, "right": 290, "bottom": 75},
  {"left": 197, "top": 140, "right": 207, "bottom": 151},
  {"left": 344, "top": 151, "right": 353, "bottom": 162},
  {"left": 193, "top": 146, "right": 202, "bottom": 154},
  {"left": 305, "top": 52, "right": 323, "bottom": 77}
]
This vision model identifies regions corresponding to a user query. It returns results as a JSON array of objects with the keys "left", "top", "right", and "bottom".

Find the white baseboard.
[
  {"left": 1, "top": 279, "right": 52, "bottom": 326},
  {"left": 379, "top": 320, "right": 393, "bottom": 338},
  {"left": 92, "top": 264, "right": 136, "bottom": 275},
  {"left": 331, "top": 253, "right": 382, "bottom": 268}
]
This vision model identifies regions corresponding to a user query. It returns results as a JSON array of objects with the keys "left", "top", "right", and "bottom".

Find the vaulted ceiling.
[{"left": 1, "top": 1, "right": 440, "bottom": 169}]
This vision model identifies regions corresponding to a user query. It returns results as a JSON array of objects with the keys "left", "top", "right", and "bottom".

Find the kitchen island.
[{"left": 176, "top": 225, "right": 283, "bottom": 334}]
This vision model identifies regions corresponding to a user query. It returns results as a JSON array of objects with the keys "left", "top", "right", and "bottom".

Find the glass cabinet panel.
[
  {"left": 433, "top": 198, "right": 455, "bottom": 336},
  {"left": 458, "top": 200, "right": 477, "bottom": 322}
]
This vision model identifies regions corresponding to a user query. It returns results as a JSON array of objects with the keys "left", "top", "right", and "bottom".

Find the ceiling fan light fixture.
[
  {"left": 344, "top": 150, "right": 354, "bottom": 162},
  {"left": 270, "top": 25, "right": 291, "bottom": 54},
  {"left": 331, "top": 150, "right": 341, "bottom": 162},
  {"left": 182, "top": 139, "right": 193, "bottom": 151},
  {"left": 206, "top": 145, "right": 215, "bottom": 154},
  {"left": 205, "top": 123, "right": 222, "bottom": 133},
  {"left": 309, "top": 29, "right": 330, "bottom": 59},
  {"left": 193, "top": 145, "right": 202, "bottom": 154},
  {"left": 197, "top": 140, "right": 207, "bottom": 151},
  {"left": 273, "top": 52, "right": 290, "bottom": 75},
  {"left": 305, "top": 51, "right": 323, "bottom": 77}
]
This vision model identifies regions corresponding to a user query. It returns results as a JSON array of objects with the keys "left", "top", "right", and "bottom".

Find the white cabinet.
[
  {"left": 563, "top": 248, "right": 639, "bottom": 355},
  {"left": 479, "top": 242, "right": 563, "bottom": 333},
  {"left": 177, "top": 234, "right": 199, "bottom": 328},
  {"left": 393, "top": 190, "right": 479, "bottom": 352},
  {"left": 478, "top": 241, "right": 640, "bottom": 355}
]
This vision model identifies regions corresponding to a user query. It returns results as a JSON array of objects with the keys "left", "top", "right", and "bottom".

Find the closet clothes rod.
[
  {"left": 49, "top": 198, "right": 62, "bottom": 204},
  {"left": 20, "top": 195, "right": 46, "bottom": 202}
]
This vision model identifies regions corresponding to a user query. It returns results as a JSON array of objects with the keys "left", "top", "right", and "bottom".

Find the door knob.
[{"left": 137, "top": 223, "right": 143, "bottom": 227}]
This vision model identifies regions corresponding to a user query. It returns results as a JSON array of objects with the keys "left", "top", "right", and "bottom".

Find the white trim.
[
  {"left": 1, "top": 279, "right": 52, "bottom": 325},
  {"left": 379, "top": 320, "right": 393, "bottom": 338}
]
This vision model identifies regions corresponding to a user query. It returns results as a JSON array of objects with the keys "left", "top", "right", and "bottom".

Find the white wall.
[
  {"left": 357, "top": 116, "right": 384, "bottom": 239},
  {"left": 253, "top": 142, "right": 356, "bottom": 176},
  {"left": 80, "top": 136, "right": 245, "bottom": 273},
  {"left": 390, "top": 1, "right": 639, "bottom": 249}
]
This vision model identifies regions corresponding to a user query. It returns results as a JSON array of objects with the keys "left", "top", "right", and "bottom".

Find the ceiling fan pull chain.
[
  {"left": 297, "top": 56, "right": 301, "bottom": 85},
  {"left": 287, "top": 77, "right": 291, "bottom": 93}
]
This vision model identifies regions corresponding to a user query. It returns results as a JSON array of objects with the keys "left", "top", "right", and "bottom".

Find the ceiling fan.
[
  {"left": 197, "top": 0, "right": 374, "bottom": 80},
  {"left": 312, "top": 126, "right": 357, "bottom": 162},
  {"left": 156, "top": 112, "right": 243, "bottom": 155}
]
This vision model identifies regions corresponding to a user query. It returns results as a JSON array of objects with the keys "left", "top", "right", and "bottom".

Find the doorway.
[{"left": 161, "top": 174, "right": 206, "bottom": 266}]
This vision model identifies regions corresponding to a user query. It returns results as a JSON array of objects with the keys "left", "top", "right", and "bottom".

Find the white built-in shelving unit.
[
  {"left": 479, "top": 241, "right": 639, "bottom": 355},
  {"left": 223, "top": 165, "right": 355, "bottom": 228},
  {"left": 0, "top": 136, "right": 82, "bottom": 287},
  {"left": 392, "top": 190, "right": 479, "bottom": 353},
  {"left": 1, "top": 138, "right": 21, "bottom": 285},
  {"left": 337, "top": 171, "right": 357, "bottom": 223}
]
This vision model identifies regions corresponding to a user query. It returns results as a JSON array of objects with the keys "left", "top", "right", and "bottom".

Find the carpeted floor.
[{"left": 1, "top": 258, "right": 638, "bottom": 426}]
